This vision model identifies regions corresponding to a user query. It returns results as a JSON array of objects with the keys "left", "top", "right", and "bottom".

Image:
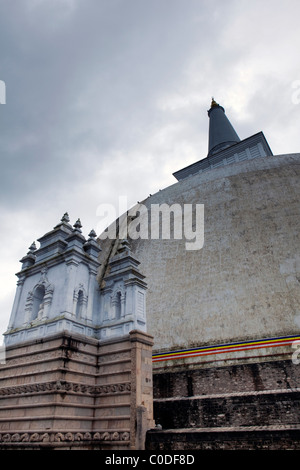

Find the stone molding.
[
  {"left": 0, "top": 430, "right": 130, "bottom": 445},
  {"left": 0, "top": 380, "right": 131, "bottom": 397},
  {"left": 0, "top": 330, "right": 154, "bottom": 450}
]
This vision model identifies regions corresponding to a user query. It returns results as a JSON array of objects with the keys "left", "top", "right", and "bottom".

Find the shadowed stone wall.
[{"left": 146, "top": 359, "right": 300, "bottom": 450}]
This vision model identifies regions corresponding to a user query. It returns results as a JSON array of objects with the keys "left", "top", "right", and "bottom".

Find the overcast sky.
[{"left": 0, "top": 0, "right": 299, "bottom": 339}]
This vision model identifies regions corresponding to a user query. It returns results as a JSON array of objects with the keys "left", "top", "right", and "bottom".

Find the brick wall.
[
  {"left": 154, "top": 390, "right": 300, "bottom": 429},
  {"left": 146, "top": 428, "right": 300, "bottom": 450},
  {"left": 147, "top": 359, "right": 300, "bottom": 450},
  {"left": 153, "top": 360, "right": 300, "bottom": 398}
]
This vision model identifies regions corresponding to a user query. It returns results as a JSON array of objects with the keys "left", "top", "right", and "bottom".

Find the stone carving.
[
  {"left": 6, "top": 350, "right": 62, "bottom": 366},
  {"left": 25, "top": 269, "right": 54, "bottom": 323},
  {"left": 73, "top": 284, "right": 88, "bottom": 319},
  {"left": 0, "top": 431, "right": 131, "bottom": 444},
  {"left": 0, "top": 380, "right": 131, "bottom": 396}
]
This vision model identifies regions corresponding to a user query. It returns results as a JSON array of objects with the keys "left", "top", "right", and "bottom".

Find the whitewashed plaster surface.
[{"left": 98, "top": 154, "right": 300, "bottom": 353}]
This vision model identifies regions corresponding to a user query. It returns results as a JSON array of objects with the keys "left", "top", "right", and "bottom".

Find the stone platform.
[
  {"left": 146, "top": 360, "right": 300, "bottom": 450},
  {"left": 0, "top": 330, "right": 154, "bottom": 450}
]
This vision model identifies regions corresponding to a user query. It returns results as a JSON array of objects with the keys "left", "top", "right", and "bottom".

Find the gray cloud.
[{"left": 0, "top": 0, "right": 299, "bottom": 336}]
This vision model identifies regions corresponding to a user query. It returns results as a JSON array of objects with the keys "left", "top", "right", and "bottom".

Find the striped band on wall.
[{"left": 152, "top": 335, "right": 300, "bottom": 363}]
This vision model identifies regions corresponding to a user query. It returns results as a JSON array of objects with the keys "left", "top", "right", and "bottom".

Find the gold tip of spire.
[{"left": 211, "top": 97, "right": 218, "bottom": 107}]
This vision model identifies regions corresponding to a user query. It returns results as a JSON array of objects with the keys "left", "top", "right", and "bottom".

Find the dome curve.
[{"left": 98, "top": 154, "right": 300, "bottom": 354}]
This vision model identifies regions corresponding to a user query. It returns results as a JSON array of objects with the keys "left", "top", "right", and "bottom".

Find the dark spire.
[{"left": 207, "top": 98, "right": 240, "bottom": 157}]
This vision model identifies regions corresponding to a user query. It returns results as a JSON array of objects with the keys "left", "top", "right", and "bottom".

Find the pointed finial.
[
  {"left": 73, "top": 218, "right": 82, "bottom": 232},
  {"left": 61, "top": 212, "right": 70, "bottom": 223},
  {"left": 20, "top": 241, "right": 37, "bottom": 269},
  {"left": 83, "top": 229, "right": 101, "bottom": 257},
  {"left": 211, "top": 97, "right": 218, "bottom": 107},
  {"left": 88, "top": 229, "right": 97, "bottom": 240},
  {"left": 28, "top": 241, "right": 37, "bottom": 253}
]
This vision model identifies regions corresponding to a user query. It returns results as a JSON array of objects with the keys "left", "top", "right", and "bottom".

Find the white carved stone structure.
[
  {"left": 4, "top": 214, "right": 147, "bottom": 346},
  {"left": 0, "top": 214, "right": 153, "bottom": 450},
  {"left": 100, "top": 239, "right": 147, "bottom": 340}
]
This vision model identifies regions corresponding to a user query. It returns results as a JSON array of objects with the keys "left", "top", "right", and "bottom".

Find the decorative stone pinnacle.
[
  {"left": 73, "top": 218, "right": 82, "bottom": 232},
  {"left": 88, "top": 229, "right": 97, "bottom": 240},
  {"left": 28, "top": 241, "right": 37, "bottom": 253},
  {"left": 61, "top": 212, "right": 70, "bottom": 223},
  {"left": 83, "top": 229, "right": 101, "bottom": 256},
  {"left": 20, "top": 241, "right": 37, "bottom": 269}
]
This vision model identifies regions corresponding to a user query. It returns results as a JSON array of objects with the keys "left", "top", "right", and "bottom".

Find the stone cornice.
[{"left": 0, "top": 379, "right": 131, "bottom": 397}]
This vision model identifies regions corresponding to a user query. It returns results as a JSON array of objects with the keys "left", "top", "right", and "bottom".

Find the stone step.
[
  {"left": 154, "top": 387, "right": 300, "bottom": 401},
  {"left": 153, "top": 389, "right": 300, "bottom": 429},
  {"left": 146, "top": 425, "right": 300, "bottom": 450},
  {"left": 153, "top": 360, "right": 300, "bottom": 399}
]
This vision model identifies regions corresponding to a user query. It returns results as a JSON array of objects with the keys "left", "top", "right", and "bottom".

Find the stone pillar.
[
  {"left": 7, "top": 277, "right": 24, "bottom": 330},
  {"left": 64, "top": 259, "right": 78, "bottom": 316},
  {"left": 129, "top": 330, "right": 155, "bottom": 450},
  {"left": 86, "top": 267, "right": 97, "bottom": 323}
]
